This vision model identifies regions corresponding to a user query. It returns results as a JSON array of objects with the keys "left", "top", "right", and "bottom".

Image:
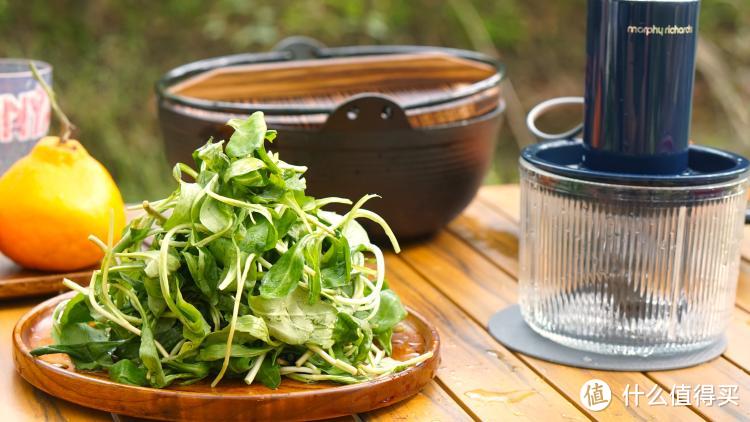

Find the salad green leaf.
[
  {"left": 109, "top": 359, "right": 148, "bottom": 386},
  {"left": 259, "top": 241, "right": 304, "bottom": 298}
]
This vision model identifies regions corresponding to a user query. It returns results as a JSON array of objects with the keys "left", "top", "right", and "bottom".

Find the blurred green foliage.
[{"left": 1, "top": 0, "right": 748, "bottom": 200}]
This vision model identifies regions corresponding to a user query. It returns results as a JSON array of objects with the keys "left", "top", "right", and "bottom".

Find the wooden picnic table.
[{"left": 2, "top": 184, "right": 750, "bottom": 421}]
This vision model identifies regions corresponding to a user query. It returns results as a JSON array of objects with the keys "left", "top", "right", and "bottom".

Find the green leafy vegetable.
[
  {"left": 109, "top": 359, "right": 148, "bottom": 386},
  {"left": 249, "top": 289, "right": 336, "bottom": 348},
  {"left": 225, "top": 112, "right": 273, "bottom": 158},
  {"left": 31, "top": 113, "right": 431, "bottom": 389},
  {"left": 259, "top": 241, "right": 304, "bottom": 298},
  {"left": 320, "top": 237, "right": 351, "bottom": 288},
  {"left": 197, "top": 344, "right": 272, "bottom": 361},
  {"left": 139, "top": 319, "right": 167, "bottom": 387},
  {"left": 199, "top": 197, "right": 233, "bottom": 233},
  {"left": 256, "top": 351, "right": 281, "bottom": 389},
  {"left": 371, "top": 290, "right": 408, "bottom": 334},
  {"left": 31, "top": 340, "right": 128, "bottom": 371}
]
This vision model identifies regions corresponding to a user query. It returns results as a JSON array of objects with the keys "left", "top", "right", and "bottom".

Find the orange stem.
[{"left": 29, "top": 61, "right": 76, "bottom": 143}]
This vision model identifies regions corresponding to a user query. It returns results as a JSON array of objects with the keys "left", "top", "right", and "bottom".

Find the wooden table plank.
[
  {"left": 461, "top": 185, "right": 750, "bottom": 419},
  {"left": 741, "top": 226, "right": 750, "bottom": 261},
  {"left": 400, "top": 231, "right": 702, "bottom": 421},
  {"left": 655, "top": 358, "right": 750, "bottom": 421},
  {"left": 737, "top": 262, "right": 750, "bottom": 313},
  {"left": 364, "top": 382, "right": 473, "bottom": 422},
  {"left": 385, "top": 255, "right": 588, "bottom": 421},
  {"left": 477, "top": 185, "right": 521, "bottom": 222},
  {"left": 726, "top": 308, "right": 750, "bottom": 371},
  {"left": 449, "top": 199, "right": 520, "bottom": 278}
]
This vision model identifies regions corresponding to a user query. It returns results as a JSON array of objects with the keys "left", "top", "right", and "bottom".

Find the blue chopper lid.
[{"left": 522, "top": 140, "right": 749, "bottom": 186}]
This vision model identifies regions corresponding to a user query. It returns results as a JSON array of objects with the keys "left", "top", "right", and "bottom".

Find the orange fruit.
[{"left": 0, "top": 136, "right": 125, "bottom": 271}]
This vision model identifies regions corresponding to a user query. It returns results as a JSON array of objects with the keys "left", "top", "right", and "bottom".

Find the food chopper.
[{"left": 491, "top": 0, "right": 749, "bottom": 366}]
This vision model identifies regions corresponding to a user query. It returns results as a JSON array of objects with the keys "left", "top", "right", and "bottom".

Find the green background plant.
[{"left": 2, "top": 0, "right": 748, "bottom": 201}]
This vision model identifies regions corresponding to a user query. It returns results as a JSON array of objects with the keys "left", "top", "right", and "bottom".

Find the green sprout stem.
[{"left": 29, "top": 61, "right": 76, "bottom": 143}]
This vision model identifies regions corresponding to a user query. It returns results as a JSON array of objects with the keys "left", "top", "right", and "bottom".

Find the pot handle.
[
  {"left": 527, "top": 97, "right": 585, "bottom": 141},
  {"left": 272, "top": 36, "right": 327, "bottom": 60},
  {"left": 321, "top": 94, "right": 412, "bottom": 132}
]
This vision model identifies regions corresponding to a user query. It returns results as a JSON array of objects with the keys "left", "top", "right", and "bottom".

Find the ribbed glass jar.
[{"left": 519, "top": 159, "right": 748, "bottom": 356}]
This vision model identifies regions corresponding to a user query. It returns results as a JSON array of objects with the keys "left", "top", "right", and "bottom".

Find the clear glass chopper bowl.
[{"left": 519, "top": 142, "right": 749, "bottom": 356}]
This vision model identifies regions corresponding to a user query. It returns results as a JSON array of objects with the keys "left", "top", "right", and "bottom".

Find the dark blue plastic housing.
[{"left": 584, "top": 0, "right": 700, "bottom": 175}]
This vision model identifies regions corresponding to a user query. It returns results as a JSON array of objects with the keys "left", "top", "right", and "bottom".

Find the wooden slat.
[
  {"left": 741, "top": 225, "right": 750, "bottom": 260},
  {"left": 364, "top": 382, "right": 473, "bottom": 422},
  {"left": 477, "top": 185, "right": 521, "bottom": 222},
  {"left": 399, "top": 231, "right": 702, "bottom": 420},
  {"left": 655, "top": 358, "right": 750, "bottom": 421},
  {"left": 725, "top": 308, "right": 750, "bottom": 372},
  {"left": 384, "top": 255, "right": 588, "bottom": 421},
  {"left": 448, "top": 199, "right": 520, "bottom": 278},
  {"left": 737, "top": 261, "right": 750, "bottom": 312}
]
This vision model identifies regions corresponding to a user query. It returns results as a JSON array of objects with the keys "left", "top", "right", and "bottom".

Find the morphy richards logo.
[{"left": 627, "top": 25, "right": 694, "bottom": 36}]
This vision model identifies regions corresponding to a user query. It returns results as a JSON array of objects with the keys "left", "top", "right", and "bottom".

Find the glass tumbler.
[
  {"left": 0, "top": 59, "right": 52, "bottom": 175},
  {"left": 519, "top": 159, "right": 748, "bottom": 356}
]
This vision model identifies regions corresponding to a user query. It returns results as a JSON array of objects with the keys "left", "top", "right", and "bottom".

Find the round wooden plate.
[{"left": 13, "top": 292, "right": 440, "bottom": 421}]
